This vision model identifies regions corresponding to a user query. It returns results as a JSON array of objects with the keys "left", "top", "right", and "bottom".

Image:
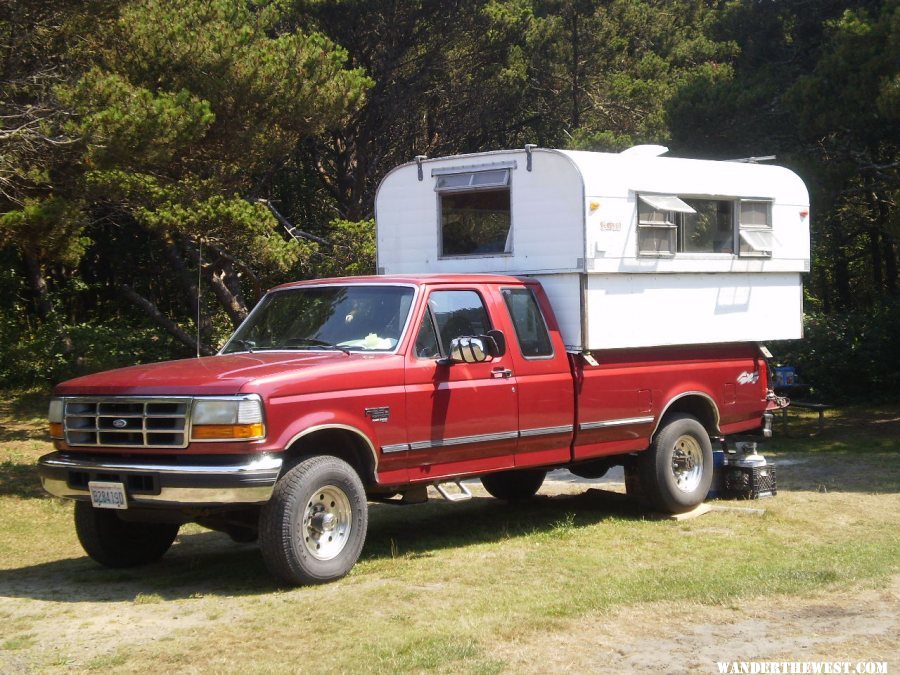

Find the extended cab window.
[
  {"left": 435, "top": 168, "right": 512, "bottom": 257},
  {"left": 414, "top": 290, "right": 491, "bottom": 359},
  {"left": 502, "top": 288, "right": 553, "bottom": 358}
]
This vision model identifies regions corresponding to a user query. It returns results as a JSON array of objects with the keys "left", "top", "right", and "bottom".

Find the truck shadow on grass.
[
  {"left": 0, "top": 461, "right": 46, "bottom": 498},
  {"left": 0, "top": 488, "right": 643, "bottom": 602}
]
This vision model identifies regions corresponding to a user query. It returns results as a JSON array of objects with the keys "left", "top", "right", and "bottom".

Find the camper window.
[
  {"left": 681, "top": 199, "right": 735, "bottom": 253},
  {"left": 637, "top": 195, "right": 691, "bottom": 256},
  {"left": 638, "top": 195, "right": 738, "bottom": 256},
  {"left": 738, "top": 200, "right": 774, "bottom": 257},
  {"left": 436, "top": 169, "right": 512, "bottom": 257}
]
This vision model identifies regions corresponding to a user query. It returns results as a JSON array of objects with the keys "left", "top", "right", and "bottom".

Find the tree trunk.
[
  {"left": 164, "top": 237, "right": 212, "bottom": 341},
  {"left": 22, "top": 252, "right": 52, "bottom": 320},
  {"left": 831, "top": 228, "right": 852, "bottom": 310},
  {"left": 868, "top": 225, "right": 883, "bottom": 295},
  {"left": 569, "top": 7, "right": 581, "bottom": 130},
  {"left": 884, "top": 230, "right": 897, "bottom": 297},
  {"left": 208, "top": 268, "right": 249, "bottom": 329}
]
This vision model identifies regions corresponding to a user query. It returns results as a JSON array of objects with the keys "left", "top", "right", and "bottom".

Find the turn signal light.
[
  {"left": 49, "top": 422, "right": 64, "bottom": 439},
  {"left": 191, "top": 423, "right": 265, "bottom": 440}
]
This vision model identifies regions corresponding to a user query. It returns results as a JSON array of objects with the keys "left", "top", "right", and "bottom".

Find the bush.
[
  {"left": 772, "top": 301, "right": 900, "bottom": 403},
  {"left": 0, "top": 319, "right": 185, "bottom": 389}
]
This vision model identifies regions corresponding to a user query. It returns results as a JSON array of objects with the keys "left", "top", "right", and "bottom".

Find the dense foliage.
[{"left": 1, "top": 0, "right": 897, "bottom": 399}]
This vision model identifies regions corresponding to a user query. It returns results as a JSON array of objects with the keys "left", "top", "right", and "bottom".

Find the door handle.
[{"left": 491, "top": 367, "right": 513, "bottom": 379}]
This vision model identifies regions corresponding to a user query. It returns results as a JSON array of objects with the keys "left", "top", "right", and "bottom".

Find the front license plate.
[{"left": 88, "top": 481, "right": 127, "bottom": 510}]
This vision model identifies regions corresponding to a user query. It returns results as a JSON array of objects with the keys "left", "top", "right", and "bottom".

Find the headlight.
[
  {"left": 191, "top": 396, "right": 265, "bottom": 441},
  {"left": 48, "top": 398, "right": 64, "bottom": 439}
]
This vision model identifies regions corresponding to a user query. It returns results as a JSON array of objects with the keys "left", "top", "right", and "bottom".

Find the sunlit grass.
[{"left": 0, "top": 392, "right": 897, "bottom": 673}]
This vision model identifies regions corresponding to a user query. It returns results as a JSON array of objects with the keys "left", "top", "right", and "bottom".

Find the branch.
[
  {"left": 119, "top": 284, "right": 214, "bottom": 356},
  {"left": 204, "top": 240, "right": 263, "bottom": 300},
  {"left": 258, "top": 199, "right": 330, "bottom": 246}
]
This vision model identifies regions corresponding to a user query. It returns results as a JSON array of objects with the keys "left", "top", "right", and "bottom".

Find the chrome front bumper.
[{"left": 38, "top": 451, "right": 283, "bottom": 507}]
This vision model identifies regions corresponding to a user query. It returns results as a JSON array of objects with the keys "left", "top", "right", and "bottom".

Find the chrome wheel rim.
[
  {"left": 671, "top": 435, "right": 703, "bottom": 493},
  {"left": 301, "top": 485, "right": 352, "bottom": 560}
]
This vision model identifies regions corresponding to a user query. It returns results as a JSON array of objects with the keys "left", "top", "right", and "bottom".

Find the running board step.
[{"left": 433, "top": 480, "right": 472, "bottom": 502}]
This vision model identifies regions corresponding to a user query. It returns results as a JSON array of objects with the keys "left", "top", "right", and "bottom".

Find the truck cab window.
[
  {"left": 414, "top": 313, "right": 441, "bottom": 359},
  {"left": 502, "top": 288, "right": 553, "bottom": 358},
  {"left": 416, "top": 290, "right": 491, "bottom": 358}
]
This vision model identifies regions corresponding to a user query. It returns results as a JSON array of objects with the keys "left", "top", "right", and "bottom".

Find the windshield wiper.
[
  {"left": 280, "top": 337, "right": 351, "bottom": 355},
  {"left": 229, "top": 339, "right": 256, "bottom": 353}
]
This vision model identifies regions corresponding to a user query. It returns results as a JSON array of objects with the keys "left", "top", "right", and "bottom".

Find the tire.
[
  {"left": 639, "top": 413, "right": 713, "bottom": 514},
  {"left": 481, "top": 468, "right": 547, "bottom": 501},
  {"left": 258, "top": 456, "right": 368, "bottom": 586},
  {"left": 74, "top": 501, "right": 179, "bottom": 568}
]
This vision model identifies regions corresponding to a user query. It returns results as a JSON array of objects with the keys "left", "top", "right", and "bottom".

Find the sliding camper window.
[
  {"left": 738, "top": 200, "right": 774, "bottom": 257},
  {"left": 435, "top": 168, "right": 512, "bottom": 257},
  {"left": 638, "top": 194, "right": 768, "bottom": 257},
  {"left": 637, "top": 195, "right": 690, "bottom": 256}
]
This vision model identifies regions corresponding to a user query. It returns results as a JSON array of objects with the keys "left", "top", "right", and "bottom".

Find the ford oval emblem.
[{"left": 112, "top": 418, "right": 128, "bottom": 429}]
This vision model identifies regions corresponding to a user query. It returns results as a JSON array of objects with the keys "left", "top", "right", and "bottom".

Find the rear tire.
[
  {"left": 639, "top": 413, "right": 713, "bottom": 514},
  {"left": 481, "top": 468, "right": 547, "bottom": 501},
  {"left": 259, "top": 456, "right": 368, "bottom": 586},
  {"left": 74, "top": 502, "right": 179, "bottom": 568}
]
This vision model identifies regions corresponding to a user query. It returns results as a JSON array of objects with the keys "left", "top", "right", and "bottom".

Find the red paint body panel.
[{"left": 51, "top": 274, "right": 771, "bottom": 488}]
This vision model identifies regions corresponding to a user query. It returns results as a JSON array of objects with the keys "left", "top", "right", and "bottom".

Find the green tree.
[
  {"left": 57, "top": 0, "right": 370, "bottom": 352},
  {"left": 669, "top": 0, "right": 898, "bottom": 311}
]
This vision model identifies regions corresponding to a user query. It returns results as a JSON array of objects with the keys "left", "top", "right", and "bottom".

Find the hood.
[{"left": 54, "top": 351, "right": 381, "bottom": 396}]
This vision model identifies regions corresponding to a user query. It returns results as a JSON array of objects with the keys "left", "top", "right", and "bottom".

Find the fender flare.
[
  {"left": 284, "top": 423, "right": 380, "bottom": 479},
  {"left": 652, "top": 390, "right": 721, "bottom": 438}
]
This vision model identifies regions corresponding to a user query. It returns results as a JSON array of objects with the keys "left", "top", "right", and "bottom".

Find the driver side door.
[{"left": 403, "top": 287, "right": 519, "bottom": 480}]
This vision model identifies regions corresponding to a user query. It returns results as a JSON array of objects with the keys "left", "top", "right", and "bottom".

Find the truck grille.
[{"left": 64, "top": 398, "right": 191, "bottom": 449}]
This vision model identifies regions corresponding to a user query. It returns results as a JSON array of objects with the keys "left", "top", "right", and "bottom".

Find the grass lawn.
[{"left": 0, "top": 392, "right": 897, "bottom": 673}]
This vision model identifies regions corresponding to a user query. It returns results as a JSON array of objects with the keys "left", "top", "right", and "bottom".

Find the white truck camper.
[{"left": 375, "top": 145, "right": 811, "bottom": 351}]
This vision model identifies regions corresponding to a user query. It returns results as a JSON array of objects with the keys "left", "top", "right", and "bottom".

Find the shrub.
[
  {"left": 0, "top": 319, "right": 185, "bottom": 388},
  {"left": 772, "top": 301, "right": 900, "bottom": 403}
]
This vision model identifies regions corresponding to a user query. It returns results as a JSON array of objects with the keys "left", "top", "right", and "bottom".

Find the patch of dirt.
[
  {"left": 0, "top": 590, "right": 246, "bottom": 671},
  {"left": 489, "top": 576, "right": 899, "bottom": 673}
]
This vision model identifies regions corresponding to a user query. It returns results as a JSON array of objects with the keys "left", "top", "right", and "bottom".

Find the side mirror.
[
  {"left": 448, "top": 336, "right": 492, "bottom": 364},
  {"left": 446, "top": 330, "right": 506, "bottom": 364}
]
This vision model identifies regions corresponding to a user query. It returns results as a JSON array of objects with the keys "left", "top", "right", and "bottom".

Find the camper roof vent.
[{"left": 619, "top": 144, "right": 669, "bottom": 157}]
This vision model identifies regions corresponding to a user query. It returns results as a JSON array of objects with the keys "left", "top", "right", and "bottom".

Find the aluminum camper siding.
[
  {"left": 375, "top": 148, "right": 810, "bottom": 351},
  {"left": 375, "top": 149, "right": 586, "bottom": 276}
]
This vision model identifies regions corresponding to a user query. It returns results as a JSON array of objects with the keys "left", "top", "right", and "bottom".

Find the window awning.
[
  {"left": 739, "top": 229, "right": 775, "bottom": 252},
  {"left": 639, "top": 194, "right": 696, "bottom": 214}
]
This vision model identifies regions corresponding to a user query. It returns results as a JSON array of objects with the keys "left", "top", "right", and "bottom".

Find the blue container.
[
  {"left": 707, "top": 450, "right": 726, "bottom": 499},
  {"left": 773, "top": 366, "right": 797, "bottom": 387}
]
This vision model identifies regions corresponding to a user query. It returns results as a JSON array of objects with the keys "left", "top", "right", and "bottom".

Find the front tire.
[
  {"left": 639, "top": 413, "right": 713, "bottom": 514},
  {"left": 258, "top": 456, "right": 368, "bottom": 586},
  {"left": 74, "top": 502, "right": 179, "bottom": 568},
  {"left": 481, "top": 468, "right": 547, "bottom": 501}
]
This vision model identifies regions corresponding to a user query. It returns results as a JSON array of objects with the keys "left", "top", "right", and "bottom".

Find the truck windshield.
[{"left": 222, "top": 285, "right": 415, "bottom": 354}]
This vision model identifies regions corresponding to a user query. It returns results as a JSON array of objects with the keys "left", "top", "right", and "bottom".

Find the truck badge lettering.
[
  {"left": 365, "top": 407, "right": 390, "bottom": 423},
  {"left": 112, "top": 419, "right": 128, "bottom": 429},
  {"left": 737, "top": 371, "right": 759, "bottom": 385}
]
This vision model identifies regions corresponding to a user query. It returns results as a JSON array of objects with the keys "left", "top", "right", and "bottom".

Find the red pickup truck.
[{"left": 39, "top": 274, "right": 774, "bottom": 585}]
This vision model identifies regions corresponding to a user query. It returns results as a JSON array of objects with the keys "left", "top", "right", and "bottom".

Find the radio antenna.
[{"left": 196, "top": 238, "right": 202, "bottom": 358}]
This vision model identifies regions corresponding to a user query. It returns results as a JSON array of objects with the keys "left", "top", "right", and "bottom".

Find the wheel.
[
  {"left": 639, "top": 413, "right": 713, "bottom": 513},
  {"left": 481, "top": 468, "right": 547, "bottom": 501},
  {"left": 258, "top": 456, "right": 368, "bottom": 586},
  {"left": 74, "top": 501, "right": 179, "bottom": 568}
]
